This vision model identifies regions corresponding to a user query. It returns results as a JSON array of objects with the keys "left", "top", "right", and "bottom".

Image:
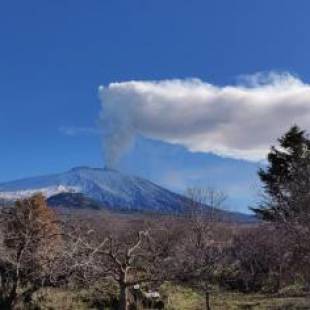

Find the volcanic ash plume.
[{"left": 98, "top": 85, "right": 136, "bottom": 168}]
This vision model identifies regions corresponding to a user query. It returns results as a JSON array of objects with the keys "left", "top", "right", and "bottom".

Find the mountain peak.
[
  {"left": 69, "top": 166, "right": 119, "bottom": 174},
  {"left": 69, "top": 166, "right": 96, "bottom": 172}
]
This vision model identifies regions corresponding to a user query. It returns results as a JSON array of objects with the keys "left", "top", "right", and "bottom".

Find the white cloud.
[{"left": 99, "top": 72, "right": 310, "bottom": 162}]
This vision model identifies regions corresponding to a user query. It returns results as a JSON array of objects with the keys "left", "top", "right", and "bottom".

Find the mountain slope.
[
  {"left": 47, "top": 192, "right": 104, "bottom": 210},
  {"left": 0, "top": 167, "right": 188, "bottom": 213}
]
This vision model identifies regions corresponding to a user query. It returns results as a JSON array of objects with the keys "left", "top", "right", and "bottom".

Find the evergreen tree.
[{"left": 252, "top": 125, "right": 310, "bottom": 222}]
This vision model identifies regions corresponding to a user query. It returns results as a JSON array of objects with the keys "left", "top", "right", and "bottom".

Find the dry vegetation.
[
  {"left": 0, "top": 193, "right": 309, "bottom": 310},
  {"left": 1, "top": 126, "right": 310, "bottom": 309}
]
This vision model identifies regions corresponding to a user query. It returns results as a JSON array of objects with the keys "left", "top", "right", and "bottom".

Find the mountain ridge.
[
  {"left": 0, "top": 167, "right": 255, "bottom": 222},
  {"left": 0, "top": 167, "right": 187, "bottom": 213}
]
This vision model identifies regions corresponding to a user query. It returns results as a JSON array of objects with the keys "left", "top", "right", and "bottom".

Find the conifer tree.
[{"left": 252, "top": 125, "right": 310, "bottom": 222}]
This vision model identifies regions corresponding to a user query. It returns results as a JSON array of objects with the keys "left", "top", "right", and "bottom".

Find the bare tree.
[
  {"left": 0, "top": 194, "right": 63, "bottom": 309},
  {"left": 178, "top": 187, "right": 229, "bottom": 310},
  {"left": 186, "top": 186, "right": 228, "bottom": 221},
  {"left": 64, "top": 214, "right": 179, "bottom": 310}
]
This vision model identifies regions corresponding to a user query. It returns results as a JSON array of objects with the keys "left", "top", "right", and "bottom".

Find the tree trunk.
[
  {"left": 5, "top": 278, "right": 19, "bottom": 310},
  {"left": 205, "top": 289, "right": 211, "bottom": 310},
  {"left": 118, "top": 284, "right": 130, "bottom": 310}
]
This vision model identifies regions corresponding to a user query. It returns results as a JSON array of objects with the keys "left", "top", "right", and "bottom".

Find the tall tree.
[
  {"left": 180, "top": 187, "right": 228, "bottom": 310},
  {"left": 252, "top": 125, "right": 310, "bottom": 223}
]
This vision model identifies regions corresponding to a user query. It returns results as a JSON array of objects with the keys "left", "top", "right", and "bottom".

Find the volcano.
[
  {"left": 0, "top": 167, "right": 189, "bottom": 213},
  {"left": 0, "top": 166, "right": 255, "bottom": 221}
]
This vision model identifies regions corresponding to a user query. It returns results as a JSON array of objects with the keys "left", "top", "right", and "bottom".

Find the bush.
[{"left": 277, "top": 284, "right": 307, "bottom": 298}]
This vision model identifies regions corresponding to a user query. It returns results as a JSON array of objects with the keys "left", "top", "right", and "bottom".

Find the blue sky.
[{"left": 1, "top": 0, "right": 310, "bottom": 212}]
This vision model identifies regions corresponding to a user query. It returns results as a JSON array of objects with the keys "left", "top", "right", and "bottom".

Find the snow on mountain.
[
  {"left": 0, "top": 167, "right": 187, "bottom": 212},
  {"left": 0, "top": 185, "right": 80, "bottom": 200}
]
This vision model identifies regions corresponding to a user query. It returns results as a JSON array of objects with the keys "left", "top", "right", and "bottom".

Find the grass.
[
  {"left": 32, "top": 288, "right": 92, "bottom": 310},
  {"left": 211, "top": 292, "right": 310, "bottom": 309},
  {"left": 161, "top": 283, "right": 310, "bottom": 310},
  {"left": 29, "top": 284, "right": 310, "bottom": 309},
  {"left": 160, "top": 284, "right": 203, "bottom": 310},
  {"left": 31, "top": 280, "right": 119, "bottom": 309}
]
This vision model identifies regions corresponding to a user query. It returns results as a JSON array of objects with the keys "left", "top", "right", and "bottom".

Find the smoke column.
[{"left": 99, "top": 85, "right": 136, "bottom": 168}]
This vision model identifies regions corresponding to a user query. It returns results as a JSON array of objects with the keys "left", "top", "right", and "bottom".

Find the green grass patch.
[{"left": 160, "top": 283, "right": 310, "bottom": 310}]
